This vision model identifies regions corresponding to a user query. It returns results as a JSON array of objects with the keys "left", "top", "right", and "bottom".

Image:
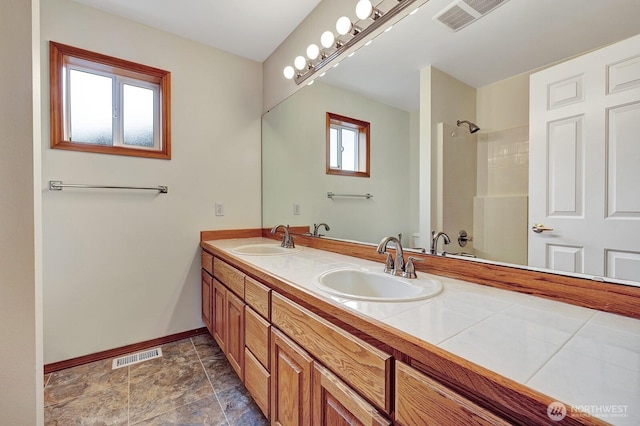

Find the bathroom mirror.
[{"left": 262, "top": 0, "right": 640, "bottom": 285}]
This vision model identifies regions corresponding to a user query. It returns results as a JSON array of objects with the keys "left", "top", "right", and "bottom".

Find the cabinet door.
[
  {"left": 312, "top": 363, "right": 390, "bottom": 426},
  {"left": 245, "top": 347, "right": 270, "bottom": 421},
  {"left": 395, "top": 361, "right": 510, "bottom": 426},
  {"left": 201, "top": 270, "right": 213, "bottom": 333},
  {"left": 271, "top": 328, "right": 313, "bottom": 426},
  {"left": 226, "top": 290, "right": 245, "bottom": 380},
  {"left": 212, "top": 279, "right": 226, "bottom": 353}
]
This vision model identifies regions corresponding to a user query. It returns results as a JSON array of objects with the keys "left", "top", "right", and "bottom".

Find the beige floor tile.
[
  {"left": 131, "top": 395, "right": 228, "bottom": 425},
  {"left": 129, "top": 358, "right": 214, "bottom": 423}
]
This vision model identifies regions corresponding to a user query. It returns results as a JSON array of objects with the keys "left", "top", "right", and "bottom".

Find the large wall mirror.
[{"left": 263, "top": 0, "right": 640, "bottom": 287}]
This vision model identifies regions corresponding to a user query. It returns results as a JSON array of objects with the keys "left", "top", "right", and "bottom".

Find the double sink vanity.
[{"left": 200, "top": 228, "right": 640, "bottom": 425}]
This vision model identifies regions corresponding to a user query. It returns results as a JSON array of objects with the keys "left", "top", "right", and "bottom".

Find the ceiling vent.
[{"left": 434, "top": 0, "right": 509, "bottom": 32}]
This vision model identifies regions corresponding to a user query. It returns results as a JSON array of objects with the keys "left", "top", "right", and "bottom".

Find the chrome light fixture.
[{"left": 283, "top": 0, "right": 420, "bottom": 85}]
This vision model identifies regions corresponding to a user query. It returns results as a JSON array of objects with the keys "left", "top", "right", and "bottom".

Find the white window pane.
[
  {"left": 123, "top": 84, "right": 155, "bottom": 147},
  {"left": 330, "top": 127, "right": 339, "bottom": 168},
  {"left": 341, "top": 128, "right": 357, "bottom": 171},
  {"left": 69, "top": 69, "right": 113, "bottom": 145}
]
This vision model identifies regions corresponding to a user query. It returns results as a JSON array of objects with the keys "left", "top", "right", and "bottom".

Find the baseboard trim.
[{"left": 44, "top": 327, "right": 209, "bottom": 374}]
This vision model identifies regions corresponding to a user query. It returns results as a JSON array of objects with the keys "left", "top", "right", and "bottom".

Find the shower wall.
[
  {"left": 474, "top": 126, "right": 529, "bottom": 264},
  {"left": 474, "top": 72, "right": 531, "bottom": 265},
  {"left": 436, "top": 122, "right": 477, "bottom": 255}
]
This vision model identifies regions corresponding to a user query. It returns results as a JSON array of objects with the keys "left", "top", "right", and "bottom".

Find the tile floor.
[{"left": 44, "top": 334, "right": 268, "bottom": 425}]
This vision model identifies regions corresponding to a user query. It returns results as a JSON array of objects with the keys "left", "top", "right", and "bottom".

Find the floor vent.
[
  {"left": 434, "top": 0, "right": 508, "bottom": 31},
  {"left": 112, "top": 348, "right": 162, "bottom": 369}
]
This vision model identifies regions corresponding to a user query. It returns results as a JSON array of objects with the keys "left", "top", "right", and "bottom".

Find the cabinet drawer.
[
  {"left": 245, "top": 276, "right": 270, "bottom": 320},
  {"left": 244, "top": 348, "right": 270, "bottom": 421},
  {"left": 272, "top": 292, "right": 391, "bottom": 413},
  {"left": 213, "top": 257, "right": 244, "bottom": 298},
  {"left": 245, "top": 306, "right": 270, "bottom": 369},
  {"left": 395, "top": 361, "right": 510, "bottom": 426},
  {"left": 201, "top": 250, "right": 213, "bottom": 275}
]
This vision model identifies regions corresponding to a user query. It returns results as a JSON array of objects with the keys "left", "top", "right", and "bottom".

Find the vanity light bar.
[{"left": 285, "top": 0, "right": 420, "bottom": 85}]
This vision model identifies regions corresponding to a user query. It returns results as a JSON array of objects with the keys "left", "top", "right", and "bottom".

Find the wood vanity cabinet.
[
  {"left": 201, "top": 250, "right": 214, "bottom": 333},
  {"left": 225, "top": 289, "right": 245, "bottom": 379},
  {"left": 312, "top": 363, "right": 391, "bottom": 426},
  {"left": 211, "top": 257, "right": 246, "bottom": 379},
  {"left": 212, "top": 279, "right": 227, "bottom": 354},
  {"left": 244, "top": 276, "right": 272, "bottom": 420},
  {"left": 201, "top": 250, "right": 514, "bottom": 426},
  {"left": 271, "top": 327, "right": 313, "bottom": 426},
  {"left": 271, "top": 292, "right": 392, "bottom": 426},
  {"left": 395, "top": 361, "right": 510, "bottom": 426},
  {"left": 201, "top": 270, "right": 213, "bottom": 333}
]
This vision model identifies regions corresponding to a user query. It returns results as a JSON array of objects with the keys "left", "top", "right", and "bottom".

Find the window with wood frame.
[
  {"left": 326, "top": 112, "right": 370, "bottom": 177},
  {"left": 49, "top": 41, "right": 171, "bottom": 159}
]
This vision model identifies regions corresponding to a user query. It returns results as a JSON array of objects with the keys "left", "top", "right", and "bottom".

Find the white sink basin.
[
  {"left": 314, "top": 268, "right": 442, "bottom": 302},
  {"left": 231, "top": 243, "right": 303, "bottom": 256}
]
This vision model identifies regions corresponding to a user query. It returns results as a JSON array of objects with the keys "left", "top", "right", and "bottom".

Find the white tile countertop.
[{"left": 205, "top": 238, "right": 640, "bottom": 425}]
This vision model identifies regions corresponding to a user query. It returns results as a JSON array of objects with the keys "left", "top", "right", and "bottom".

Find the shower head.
[{"left": 456, "top": 120, "right": 480, "bottom": 134}]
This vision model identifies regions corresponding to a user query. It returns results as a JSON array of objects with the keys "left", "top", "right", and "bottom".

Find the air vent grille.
[
  {"left": 434, "top": 0, "right": 509, "bottom": 31},
  {"left": 463, "top": 0, "right": 507, "bottom": 15},
  {"left": 112, "top": 347, "right": 162, "bottom": 369},
  {"left": 436, "top": 5, "right": 475, "bottom": 31}
]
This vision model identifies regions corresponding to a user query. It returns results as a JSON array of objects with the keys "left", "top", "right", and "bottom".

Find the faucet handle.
[
  {"left": 382, "top": 252, "right": 394, "bottom": 274},
  {"left": 403, "top": 256, "right": 422, "bottom": 279}
]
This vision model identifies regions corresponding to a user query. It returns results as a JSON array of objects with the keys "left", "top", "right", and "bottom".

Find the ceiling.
[
  {"left": 71, "top": 0, "right": 323, "bottom": 62},
  {"left": 72, "top": 0, "right": 640, "bottom": 111},
  {"left": 321, "top": 0, "right": 640, "bottom": 111}
]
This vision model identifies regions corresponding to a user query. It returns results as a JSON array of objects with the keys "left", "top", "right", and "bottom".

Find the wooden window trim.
[
  {"left": 326, "top": 112, "right": 370, "bottom": 177},
  {"left": 49, "top": 41, "right": 171, "bottom": 160}
]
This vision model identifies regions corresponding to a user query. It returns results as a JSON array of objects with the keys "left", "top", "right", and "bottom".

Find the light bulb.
[
  {"left": 355, "top": 0, "right": 373, "bottom": 20},
  {"left": 283, "top": 66, "right": 295, "bottom": 79},
  {"left": 294, "top": 55, "right": 307, "bottom": 70},
  {"left": 306, "top": 44, "right": 320, "bottom": 60},
  {"left": 320, "top": 31, "right": 335, "bottom": 49},
  {"left": 336, "top": 16, "right": 352, "bottom": 36}
]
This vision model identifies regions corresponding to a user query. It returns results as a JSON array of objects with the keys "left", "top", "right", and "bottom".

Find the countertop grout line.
[
  {"left": 435, "top": 300, "right": 516, "bottom": 346},
  {"left": 523, "top": 310, "right": 598, "bottom": 386}
]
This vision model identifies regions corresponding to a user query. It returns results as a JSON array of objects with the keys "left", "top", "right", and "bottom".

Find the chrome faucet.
[
  {"left": 271, "top": 224, "right": 295, "bottom": 248},
  {"left": 312, "top": 223, "right": 330, "bottom": 237},
  {"left": 376, "top": 234, "right": 405, "bottom": 276},
  {"left": 430, "top": 231, "right": 451, "bottom": 255}
]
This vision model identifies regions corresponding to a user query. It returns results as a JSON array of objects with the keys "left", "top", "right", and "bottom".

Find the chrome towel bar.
[
  {"left": 327, "top": 192, "right": 373, "bottom": 199},
  {"left": 49, "top": 180, "right": 168, "bottom": 194}
]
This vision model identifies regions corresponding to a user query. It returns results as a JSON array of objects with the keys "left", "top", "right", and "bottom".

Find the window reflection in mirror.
[{"left": 326, "top": 112, "right": 370, "bottom": 177}]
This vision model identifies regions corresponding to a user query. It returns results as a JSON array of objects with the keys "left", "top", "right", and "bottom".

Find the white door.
[{"left": 529, "top": 34, "right": 640, "bottom": 282}]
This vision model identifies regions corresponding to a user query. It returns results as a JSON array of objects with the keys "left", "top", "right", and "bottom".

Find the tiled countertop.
[{"left": 205, "top": 238, "right": 640, "bottom": 425}]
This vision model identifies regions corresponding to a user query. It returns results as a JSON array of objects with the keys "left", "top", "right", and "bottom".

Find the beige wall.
[
  {"left": 419, "top": 66, "right": 477, "bottom": 246},
  {"left": 474, "top": 72, "right": 530, "bottom": 264},
  {"left": 263, "top": 81, "right": 412, "bottom": 245},
  {"left": 41, "top": 0, "right": 263, "bottom": 364},
  {"left": 0, "top": 0, "right": 43, "bottom": 423},
  {"left": 476, "top": 72, "right": 530, "bottom": 132},
  {"left": 263, "top": 0, "right": 351, "bottom": 112}
]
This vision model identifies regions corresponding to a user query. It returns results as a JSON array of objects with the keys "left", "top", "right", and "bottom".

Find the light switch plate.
[{"left": 215, "top": 202, "right": 224, "bottom": 216}]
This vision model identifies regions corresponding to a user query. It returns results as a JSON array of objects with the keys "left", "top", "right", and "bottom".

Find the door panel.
[{"left": 529, "top": 33, "right": 640, "bottom": 281}]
